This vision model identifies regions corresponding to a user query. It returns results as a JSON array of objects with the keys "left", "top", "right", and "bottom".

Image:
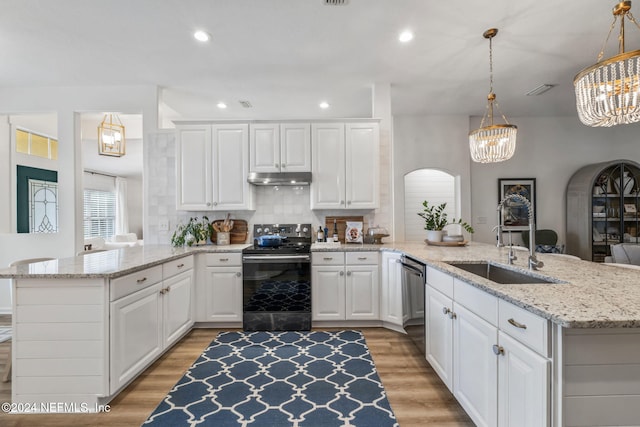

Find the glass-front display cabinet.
[{"left": 567, "top": 160, "right": 640, "bottom": 261}]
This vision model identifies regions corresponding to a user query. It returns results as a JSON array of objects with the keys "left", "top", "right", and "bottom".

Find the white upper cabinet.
[
  {"left": 249, "top": 123, "right": 311, "bottom": 173},
  {"left": 176, "top": 123, "right": 252, "bottom": 211},
  {"left": 176, "top": 126, "right": 212, "bottom": 210},
  {"left": 311, "top": 121, "right": 379, "bottom": 210}
]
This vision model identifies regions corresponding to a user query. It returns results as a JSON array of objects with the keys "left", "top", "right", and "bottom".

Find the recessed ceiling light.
[
  {"left": 217, "top": 102, "right": 227, "bottom": 109},
  {"left": 399, "top": 30, "right": 414, "bottom": 43},
  {"left": 193, "top": 30, "right": 211, "bottom": 42},
  {"left": 319, "top": 101, "right": 330, "bottom": 109}
]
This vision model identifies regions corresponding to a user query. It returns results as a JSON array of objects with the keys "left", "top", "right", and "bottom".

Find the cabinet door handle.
[
  {"left": 442, "top": 307, "right": 450, "bottom": 315},
  {"left": 347, "top": 271, "right": 352, "bottom": 276},
  {"left": 357, "top": 257, "right": 367, "bottom": 260},
  {"left": 220, "top": 258, "right": 229, "bottom": 262},
  {"left": 281, "top": 164, "right": 286, "bottom": 168},
  {"left": 275, "top": 163, "right": 280, "bottom": 168},
  {"left": 340, "top": 200, "right": 345, "bottom": 205},
  {"left": 448, "top": 311, "right": 457, "bottom": 320},
  {"left": 340, "top": 271, "right": 344, "bottom": 276},
  {"left": 213, "top": 201, "right": 218, "bottom": 206},
  {"left": 323, "top": 257, "right": 333, "bottom": 261},
  {"left": 136, "top": 277, "right": 147, "bottom": 284},
  {"left": 507, "top": 318, "right": 527, "bottom": 329},
  {"left": 236, "top": 272, "right": 241, "bottom": 277},
  {"left": 177, "top": 263, "right": 185, "bottom": 268},
  {"left": 206, "top": 202, "right": 211, "bottom": 207},
  {"left": 492, "top": 344, "right": 505, "bottom": 356},
  {"left": 160, "top": 288, "right": 166, "bottom": 295},
  {"left": 165, "top": 286, "right": 171, "bottom": 293},
  {"left": 348, "top": 201, "right": 352, "bottom": 205}
]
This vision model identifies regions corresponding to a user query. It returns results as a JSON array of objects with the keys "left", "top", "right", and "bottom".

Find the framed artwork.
[{"left": 498, "top": 178, "right": 536, "bottom": 231}]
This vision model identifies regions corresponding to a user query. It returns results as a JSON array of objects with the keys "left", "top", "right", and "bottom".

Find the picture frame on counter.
[{"left": 498, "top": 178, "right": 536, "bottom": 231}]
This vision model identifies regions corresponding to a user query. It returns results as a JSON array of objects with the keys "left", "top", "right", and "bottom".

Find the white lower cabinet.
[
  {"left": 202, "top": 253, "right": 243, "bottom": 322},
  {"left": 312, "top": 265, "right": 345, "bottom": 320},
  {"left": 380, "top": 252, "right": 403, "bottom": 327},
  {"left": 110, "top": 259, "right": 194, "bottom": 394},
  {"left": 162, "top": 271, "right": 194, "bottom": 348},
  {"left": 497, "top": 331, "right": 549, "bottom": 427},
  {"left": 110, "top": 282, "right": 163, "bottom": 393},
  {"left": 312, "top": 252, "right": 379, "bottom": 321},
  {"left": 424, "top": 273, "right": 551, "bottom": 427},
  {"left": 425, "top": 285, "right": 454, "bottom": 391},
  {"left": 453, "top": 302, "right": 499, "bottom": 427}
]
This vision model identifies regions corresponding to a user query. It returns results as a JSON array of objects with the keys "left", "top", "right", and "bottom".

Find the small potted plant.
[
  {"left": 171, "top": 216, "right": 210, "bottom": 247},
  {"left": 418, "top": 201, "right": 474, "bottom": 242}
]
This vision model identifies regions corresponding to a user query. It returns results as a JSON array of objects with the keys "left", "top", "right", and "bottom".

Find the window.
[
  {"left": 83, "top": 189, "right": 116, "bottom": 239},
  {"left": 16, "top": 128, "right": 58, "bottom": 160}
]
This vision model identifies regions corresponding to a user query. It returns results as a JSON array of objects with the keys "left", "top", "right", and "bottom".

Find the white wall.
[
  {"left": 0, "top": 85, "right": 158, "bottom": 314},
  {"left": 392, "top": 115, "right": 472, "bottom": 242},
  {"left": 469, "top": 115, "right": 640, "bottom": 246}
]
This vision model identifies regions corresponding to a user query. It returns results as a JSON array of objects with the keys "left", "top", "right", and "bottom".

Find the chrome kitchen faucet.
[{"left": 497, "top": 194, "right": 543, "bottom": 271}]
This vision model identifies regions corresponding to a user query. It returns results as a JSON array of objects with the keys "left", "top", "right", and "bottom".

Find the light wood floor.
[{"left": 0, "top": 323, "right": 473, "bottom": 427}]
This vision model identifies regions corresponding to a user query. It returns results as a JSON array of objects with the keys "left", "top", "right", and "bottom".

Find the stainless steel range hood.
[{"left": 247, "top": 172, "right": 312, "bottom": 186}]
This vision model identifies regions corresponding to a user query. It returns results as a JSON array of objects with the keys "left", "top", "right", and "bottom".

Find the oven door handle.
[
  {"left": 243, "top": 255, "right": 311, "bottom": 262},
  {"left": 400, "top": 261, "right": 424, "bottom": 278}
]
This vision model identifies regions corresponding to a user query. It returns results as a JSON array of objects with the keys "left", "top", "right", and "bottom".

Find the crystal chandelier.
[
  {"left": 469, "top": 28, "right": 517, "bottom": 163},
  {"left": 98, "top": 114, "right": 126, "bottom": 157},
  {"left": 575, "top": 1, "right": 640, "bottom": 127}
]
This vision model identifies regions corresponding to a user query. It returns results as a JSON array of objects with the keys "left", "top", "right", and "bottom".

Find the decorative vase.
[
  {"left": 614, "top": 171, "right": 636, "bottom": 195},
  {"left": 426, "top": 230, "right": 444, "bottom": 242}
]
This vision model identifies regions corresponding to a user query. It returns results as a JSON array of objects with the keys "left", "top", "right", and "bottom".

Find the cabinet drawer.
[
  {"left": 163, "top": 256, "right": 194, "bottom": 279},
  {"left": 110, "top": 265, "right": 163, "bottom": 301},
  {"left": 205, "top": 253, "right": 242, "bottom": 267},
  {"left": 454, "top": 279, "right": 498, "bottom": 326},
  {"left": 312, "top": 252, "right": 345, "bottom": 265},
  {"left": 427, "top": 266, "right": 454, "bottom": 299},
  {"left": 498, "top": 299, "right": 549, "bottom": 356},
  {"left": 346, "top": 252, "right": 378, "bottom": 265}
]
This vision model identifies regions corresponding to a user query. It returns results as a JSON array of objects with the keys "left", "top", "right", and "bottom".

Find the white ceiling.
[{"left": 0, "top": 0, "right": 631, "bottom": 120}]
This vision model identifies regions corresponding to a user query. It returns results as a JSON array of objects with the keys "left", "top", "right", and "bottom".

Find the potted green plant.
[
  {"left": 418, "top": 201, "right": 474, "bottom": 242},
  {"left": 171, "top": 216, "right": 210, "bottom": 247}
]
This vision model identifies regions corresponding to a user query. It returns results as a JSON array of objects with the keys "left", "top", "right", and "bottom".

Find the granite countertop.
[
  {"left": 314, "top": 241, "right": 640, "bottom": 329},
  {"left": 2, "top": 241, "right": 639, "bottom": 328},
  {"left": 0, "top": 244, "right": 251, "bottom": 280}
]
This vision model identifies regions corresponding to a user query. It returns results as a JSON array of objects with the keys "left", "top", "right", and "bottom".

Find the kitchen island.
[{"left": 1, "top": 242, "right": 638, "bottom": 425}]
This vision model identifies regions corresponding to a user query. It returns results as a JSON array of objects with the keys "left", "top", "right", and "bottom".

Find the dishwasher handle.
[{"left": 399, "top": 261, "right": 424, "bottom": 278}]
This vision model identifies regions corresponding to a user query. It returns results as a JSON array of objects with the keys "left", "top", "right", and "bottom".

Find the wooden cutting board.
[
  {"left": 325, "top": 216, "right": 364, "bottom": 243},
  {"left": 211, "top": 219, "right": 248, "bottom": 244}
]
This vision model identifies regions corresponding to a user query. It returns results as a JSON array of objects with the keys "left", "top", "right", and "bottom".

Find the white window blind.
[{"left": 83, "top": 189, "right": 116, "bottom": 239}]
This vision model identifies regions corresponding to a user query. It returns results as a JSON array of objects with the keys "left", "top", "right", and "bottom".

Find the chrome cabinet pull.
[
  {"left": 442, "top": 307, "right": 450, "bottom": 315},
  {"left": 281, "top": 164, "right": 286, "bottom": 168},
  {"left": 220, "top": 258, "right": 229, "bottom": 262},
  {"left": 448, "top": 311, "right": 457, "bottom": 320},
  {"left": 347, "top": 271, "right": 352, "bottom": 276},
  {"left": 492, "top": 344, "right": 505, "bottom": 355},
  {"left": 177, "top": 263, "right": 185, "bottom": 268},
  {"left": 339, "top": 271, "right": 344, "bottom": 276},
  {"left": 236, "top": 272, "right": 241, "bottom": 277},
  {"left": 136, "top": 277, "right": 147, "bottom": 284},
  {"left": 357, "top": 257, "right": 367, "bottom": 260},
  {"left": 508, "top": 318, "right": 527, "bottom": 329},
  {"left": 275, "top": 163, "right": 279, "bottom": 168},
  {"left": 323, "top": 257, "right": 333, "bottom": 261}
]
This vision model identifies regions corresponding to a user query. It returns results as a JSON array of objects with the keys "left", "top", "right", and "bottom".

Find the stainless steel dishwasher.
[{"left": 399, "top": 254, "right": 426, "bottom": 354}]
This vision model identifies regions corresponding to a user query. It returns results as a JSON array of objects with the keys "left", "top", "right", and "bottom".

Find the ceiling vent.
[
  {"left": 238, "top": 100, "right": 253, "bottom": 108},
  {"left": 325, "top": 0, "right": 348, "bottom": 5},
  {"left": 525, "top": 84, "right": 556, "bottom": 96}
]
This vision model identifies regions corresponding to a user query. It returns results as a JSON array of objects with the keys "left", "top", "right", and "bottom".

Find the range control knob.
[
  {"left": 302, "top": 227, "right": 309, "bottom": 233},
  {"left": 264, "top": 227, "right": 270, "bottom": 234},
  {"left": 256, "top": 228, "right": 262, "bottom": 235}
]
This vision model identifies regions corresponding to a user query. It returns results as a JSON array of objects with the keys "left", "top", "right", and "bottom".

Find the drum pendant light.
[
  {"left": 469, "top": 28, "right": 517, "bottom": 163},
  {"left": 575, "top": 1, "right": 640, "bottom": 127}
]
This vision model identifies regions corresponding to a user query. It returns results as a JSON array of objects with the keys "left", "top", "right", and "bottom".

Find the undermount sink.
[{"left": 445, "top": 261, "right": 558, "bottom": 284}]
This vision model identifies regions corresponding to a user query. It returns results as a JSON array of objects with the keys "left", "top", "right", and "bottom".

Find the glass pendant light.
[
  {"left": 98, "top": 114, "right": 126, "bottom": 157},
  {"left": 469, "top": 28, "right": 517, "bottom": 163},
  {"left": 575, "top": 1, "right": 640, "bottom": 127}
]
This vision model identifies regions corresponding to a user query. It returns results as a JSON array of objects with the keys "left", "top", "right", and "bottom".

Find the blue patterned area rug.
[{"left": 142, "top": 330, "right": 399, "bottom": 427}]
